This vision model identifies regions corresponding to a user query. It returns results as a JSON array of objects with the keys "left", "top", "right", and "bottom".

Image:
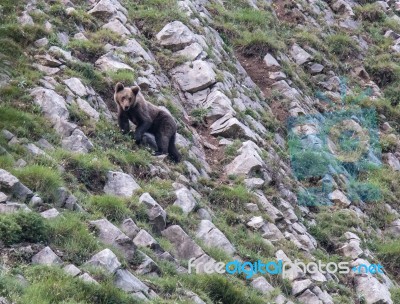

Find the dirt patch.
[
  {"left": 235, "top": 52, "right": 278, "bottom": 98},
  {"left": 271, "top": 0, "right": 306, "bottom": 24}
]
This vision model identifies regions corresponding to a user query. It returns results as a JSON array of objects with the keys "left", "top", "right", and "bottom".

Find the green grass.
[
  {"left": 354, "top": 3, "right": 386, "bottom": 22},
  {"left": 49, "top": 212, "right": 100, "bottom": 264},
  {"left": 88, "top": 195, "right": 132, "bottom": 222},
  {"left": 208, "top": 184, "right": 257, "bottom": 211},
  {"left": 18, "top": 266, "right": 141, "bottom": 304},
  {"left": 13, "top": 165, "right": 63, "bottom": 203},
  {"left": 326, "top": 34, "right": 359, "bottom": 60},
  {"left": 0, "top": 106, "right": 52, "bottom": 139},
  {"left": 106, "top": 70, "right": 136, "bottom": 85},
  {"left": 310, "top": 208, "right": 363, "bottom": 252},
  {"left": 139, "top": 179, "right": 175, "bottom": 207},
  {"left": 0, "top": 211, "right": 49, "bottom": 245}
]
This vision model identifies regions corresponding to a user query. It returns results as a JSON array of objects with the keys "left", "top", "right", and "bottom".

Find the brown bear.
[{"left": 114, "top": 82, "right": 181, "bottom": 162}]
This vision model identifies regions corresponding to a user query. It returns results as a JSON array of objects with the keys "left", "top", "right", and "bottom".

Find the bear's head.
[{"left": 114, "top": 82, "right": 140, "bottom": 111}]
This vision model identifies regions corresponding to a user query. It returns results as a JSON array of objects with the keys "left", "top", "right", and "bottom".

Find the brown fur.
[{"left": 114, "top": 82, "right": 181, "bottom": 162}]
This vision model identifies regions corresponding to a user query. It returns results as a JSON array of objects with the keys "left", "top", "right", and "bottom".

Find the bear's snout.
[{"left": 124, "top": 105, "right": 130, "bottom": 111}]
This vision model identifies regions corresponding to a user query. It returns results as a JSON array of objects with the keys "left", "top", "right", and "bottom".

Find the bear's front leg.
[
  {"left": 118, "top": 111, "right": 130, "bottom": 135},
  {"left": 134, "top": 121, "right": 152, "bottom": 144}
]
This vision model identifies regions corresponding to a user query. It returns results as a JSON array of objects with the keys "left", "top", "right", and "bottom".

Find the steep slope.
[{"left": 0, "top": 0, "right": 400, "bottom": 303}]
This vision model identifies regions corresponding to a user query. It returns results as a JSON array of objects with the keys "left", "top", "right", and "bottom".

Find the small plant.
[
  {"left": 0, "top": 212, "right": 49, "bottom": 245},
  {"left": 88, "top": 195, "right": 132, "bottom": 222},
  {"left": 326, "top": 34, "right": 359, "bottom": 60},
  {"left": 209, "top": 184, "right": 257, "bottom": 211}
]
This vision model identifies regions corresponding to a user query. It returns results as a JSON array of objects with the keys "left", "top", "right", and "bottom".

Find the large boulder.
[
  {"left": 290, "top": 44, "right": 312, "bottom": 65},
  {"left": 85, "top": 248, "right": 121, "bottom": 274},
  {"left": 30, "top": 87, "right": 69, "bottom": 122},
  {"left": 196, "top": 220, "right": 235, "bottom": 255},
  {"left": 161, "top": 225, "right": 204, "bottom": 260},
  {"left": 202, "top": 90, "right": 235, "bottom": 123},
  {"left": 354, "top": 275, "right": 393, "bottom": 304},
  {"left": 90, "top": 219, "right": 136, "bottom": 259},
  {"left": 114, "top": 269, "right": 149, "bottom": 294},
  {"left": 173, "top": 187, "right": 197, "bottom": 215},
  {"left": 95, "top": 53, "right": 134, "bottom": 72},
  {"left": 103, "top": 171, "right": 140, "bottom": 197},
  {"left": 225, "top": 141, "right": 264, "bottom": 176},
  {"left": 32, "top": 247, "right": 62, "bottom": 265},
  {"left": 61, "top": 129, "right": 94, "bottom": 153},
  {"left": 210, "top": 114, "right": 259, "bottom": 143},
  {"left": 156, "top": 21, "right": 196, "bottom": 51},
  {"left": 0, "top": 169, "right": 33, "bottom": 202},
  {"left": 63, "top": 78, "right": 87, "bottom": 97},
  {"left": 171, "top": 60, "right": 216, "bottom": 93}
]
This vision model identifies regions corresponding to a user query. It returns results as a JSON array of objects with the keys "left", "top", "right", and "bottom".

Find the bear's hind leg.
[{"left": 155, "top": 132, "right": 170, "bottom": 155}]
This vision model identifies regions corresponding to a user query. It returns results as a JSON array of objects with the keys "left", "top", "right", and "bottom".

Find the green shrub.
[
  {"left": 326, "top": 34, "right": 359, "bottom": 59},
  {"left": 0, "top": 212, "right": 49, "bottom": 245},
  {"left": 370, "top": 239, "right": 400, "bottom": 280},
  {"left": 140, "top": 179, "right": 175, "bottom": 207},
  {"left": 49, "top": 212, "right": 100, "bottom": 264},
  {"left": 89, "top": 195, "right": 132, "bottom": 222},
  {"left": 290, "top": 150, "right": 333, "bottom": 180},
  {"left": 13, "top": 165, "right": 63, "bottom": 202},
  {"left": 310, "top": 209, "right": 362, "bottom": 252},
  {"left": 365, "top": 55, "right": 400, "bottom": 87},
  {"left": 355, "top": 4, "right": 386, "bottom": 22},
  {"left": 391, "top": 288, "right": 400, "bottom": 303}
]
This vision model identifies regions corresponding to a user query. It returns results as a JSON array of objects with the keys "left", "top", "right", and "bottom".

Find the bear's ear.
[
  {"left": 131, "top": 86, "right": 140, "bottom": 96},
  {"left": 115, "top": 82, "right": 124, "bottom": 93}
]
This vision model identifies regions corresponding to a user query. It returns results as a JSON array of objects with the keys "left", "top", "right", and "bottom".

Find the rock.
[
  {"left": 119, "top": 39, "right": 152, "bottom": 61},
  {"left": 85, "top": 248, "right": 121, "bottom": 274},
  {"left": 250, "top": 277, "right": 274, "bottom": 294},
  {"left": 173, "top": 187, "right": 197, "bottom": 214},
  {"left": 148, "top": 205, "right": 167, "bottom": 233},
  {"left": 63, "top": 78, "right": 87, "bottom": 97},
  {"left": 171, "top": 60, "right": 216, "bottom": 93},
  {"left": 161, "top": 225, "right": 204, "bottom": 260},
  {"left": 210, "top": 114, "right": 259, "bottom": 143},
  {"left": 49, "top": 46, "right": 73, "bottom": 62},
  {"left": 1, "top": 130, "right": 14, "bottom": 141},
  {"left": 121, "top": 218, "right": 141, "bottom": 239},
  {"left": 340, "top": 239, "right": 363, "bottom": 259},
  {"left": 197, "top": 208, "right": 212, "bottom": 221},
  {"left": 30, "top": 88, "right": 69, "bottom": 122},
  {"left": 63, "top": 264, "right": 82, "bottom": 277},
  {"left": 133, "top": 230, "right": 158, "bottom": 248},
  {"left": 202, "top": 90, "right": 235, "bottom": 123},
  {"left": 297, "top": 289, "right": 320, "bottom": 304},
  {"left": 34, "top": 38, "right": 49, "bottom": 48},
  {"left": 328, "top": 190, "right": 351, "bottom": 207},
  {"left": 246, "top": 216, "right": 265, "bottom": 230},
  {"left": 37, "top": 138, "right": 54, "bottom": 151},
  {"left": 62, "top": 129, "right": 94, "bottom": 153},
  {"left": 244, "top": 178, "right": 264, "bottom": 189},
  {"left": 290, "top": 44, "right": 312, "bottom": 65},
  {"left": 18, "top": 11, "right": 34, "bottom": 26},
  {"left": 174, "top": 42, "right": 203, "bottom": 61},
  {"left": 74, "top": 32, "right": 88, "bottom": 40},
  {"left": 15, "top": 159, "right": 27, "bottom": 168},
  {"left": 25, "top": 143, "right": 46, "bottom": 156},
  {"left": 292, "top": 279, "right": 312, "bottom": 296},
  {"left": 76, "top": 98, "right": 100, "bottom": 121},
  {"left": 40, "top": 208, "right": 60, "bottom": 219},
  {"left": 139, "top": 193, "right": 158, "bottom": 208},
  {"left": 90, "top": 219, "right": 136, "bottom": 259},
  {"left": 245, "top": 203, "right": 259, "bottom": 212},
  {"left": 384, "top": 153, "right": 400, "bottom": 171},
  {"left": 32, "top": 247, "right": 62, "bottom": 265},
  {"left": 263, "top": 53, "right": 280, "bottom": 68},
  {"left": 114, "top": 269, "right": 149, "bottom": 294},
  {"left": 103, "top": 171, "right": 140, "bottom": 198},
  {"left": 268, "top": 71, "right": 286, "bottom": 80},
  {"left": 102, "top": 19, "right": 130, "bottom": 36},
  {"left": 225, "top": 141, "right": 264, "bottom": 176},
  {"left": 0, "top": 192, "right": 7, "bottom": 203},
  {"left": 386, "top": 219, "right": 400, "bottom": 237},
  {"left": 156, "top": 21, "right": 196, "bottom": 51},
  {"left": 135, "top": 252, "right": 159, "bottom": 275},
  {"left": 196, "top": 220, "right": 235, "bottom": 255},
  {"left": 95, "top": 53, "right": 134, "bottom": 72},
  {"left": 0, "top": 169, "right": 33, "bottom": 202},
  {"left": 309, "top": 63, "right": 324, "bottom": 74},
  {"left": 79, "top": 273, "right": 99, "bottom": 284},
  {"left": 29, "top": 195, "right": 43, "bottom": 207},
  {"left": 88, "top": 0, "right": 117, "bottom": 20},
  {"left": 354, "top": 275, "right": 393, "bottom": 304},
  {"left": 0, "top": 203, "right": 30, "bottom": 214}
]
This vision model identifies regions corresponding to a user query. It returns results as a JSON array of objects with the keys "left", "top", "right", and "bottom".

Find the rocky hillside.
[{"left": 1, "top": 0, "right": 400, "bottom": 303}]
